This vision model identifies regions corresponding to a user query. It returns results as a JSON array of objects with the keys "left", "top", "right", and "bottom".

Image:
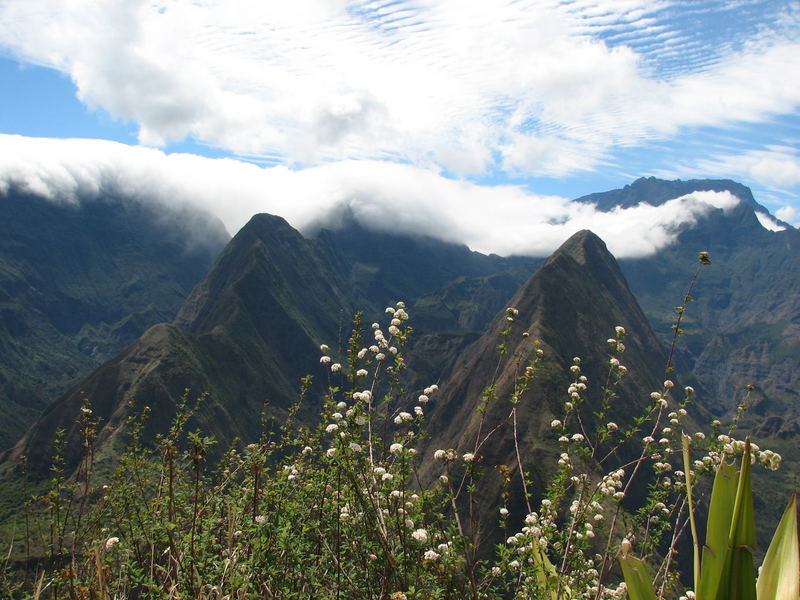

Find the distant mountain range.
[{"left": 1, "top": 176, "right": 797, "bottom": 532}]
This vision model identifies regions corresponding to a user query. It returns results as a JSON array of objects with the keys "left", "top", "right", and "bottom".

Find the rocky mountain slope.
[
  {"left": 0, "top": 212, "right": 539, "bottom": 477},
  {"left": 0, "top": 188, "right": 229, "bottom": 449},
  {"left": 592, "top": 179, "right": 800, "bottom": 436},
  {"left": 418, "top": 231, "right": 681, "bottom": 543},
  {"left": 2, "top": 176, "right": 796, "bottom": 534}
]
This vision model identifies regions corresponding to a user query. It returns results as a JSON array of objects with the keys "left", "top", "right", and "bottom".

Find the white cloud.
[
  {"left": 0, "top": 135, "right": 748, "bottom": 259},
  {"left": 755, "top": 211, "right": 787, "bottom": 232},
  {"left": 663, "top": 146, "right": 800, "bottom": 190},
  {"left": 0, "top": 0, "right": 797, "bottom": 179},
  {"left": 776, "top": 205, "right": 799, "bottom": 226}
]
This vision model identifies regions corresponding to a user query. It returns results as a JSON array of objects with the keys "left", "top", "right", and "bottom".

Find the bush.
[{"left": 2, "top": 261, "right": 795, "bottom": 600}]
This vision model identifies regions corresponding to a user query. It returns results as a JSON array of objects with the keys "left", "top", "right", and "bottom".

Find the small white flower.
[
  {"left": 349, "top": 442, "right": 362, "bottom": 452},
  {"left": 550, "top": 419, "right": 562, "bottom": 428},
  {"left": 320, "top": 344, "right": 329, "bottom": 352},
  {"left": 382, "top": 472, "right": 394, "bottom": 481},
  {"left": 325, "top": 424, "right": 338, "bottom": 433},
  {"left": 463, "top": 452, "right": 475, "bottom": 463},
  {"left": 357, "top": 348, "right": 367, "bottom": 359},
  {"left": 414, "top": 405, "right": 423, "bottom": 416},
  {"left": 434, "top": 449, "right": 446, "bottom": 460},
  {"left": 607, "top": 422, "right": 618, "bottom": 431},
  {"left": 320, "top": 356, "right": 331, "bottom": 364},
  {"left": 411, "top": 529, "right": 428, "bottom": 543},
  {"left": 394, "top": 411, "right": 413, "bottom": 425},
  {"left": 499, "top": 507, "right": 509, "bottom": 516},
  {"left": 376, "top": 353, "right": 386, "bottom": 361},
  {"left": 326, "top": 448, "right": 336, "bottom": 457},
  {"left": 255, "top": 515, "right": 266, "bottom": 524},
  {"left": 331, "top": 363, "right": 341, "bottom": 372},
  {"left": 105, "top": 537, "right": 120, "bottom": 550},
  {"left": 615, "top": 326, "right": 625, "bottom": 335},
  {"left": 389, "top": 443, "right": 403, "bottom": 454},
  {"left": 423, "top": 549, "right": 440, "bottom": 561}
]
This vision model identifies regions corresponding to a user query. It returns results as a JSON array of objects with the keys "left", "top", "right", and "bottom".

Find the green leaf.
[
  {"left": 529, "top": 533, "right": 566, "bottom": 599},
  {"left": 722, "top": 439, "right": 757, "bottom": 600},
  {"left": 619, "top": 554, "right": 658, "bottom": 600},
  {"left": 697, "top": 458, "right": 738, "bottom": 600},
  {"left": 682, "top": 433, "right": 701, "bottom": 590},
  {"left": 756, "top": 494, "right": 799, "bottom": 600}
]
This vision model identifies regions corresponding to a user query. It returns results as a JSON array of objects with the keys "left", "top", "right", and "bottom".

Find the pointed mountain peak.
[
  {"left": 546, "top": 229, "right": 609, "bottom": 266},
  {"left": 422, "top": 227, "right": 669, "bottom": 473}
]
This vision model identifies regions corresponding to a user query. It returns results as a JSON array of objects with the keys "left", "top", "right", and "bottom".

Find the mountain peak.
[
  {"left": 548, "top": 229, "right": 608, "bottom": 266},
  {"left": 578, "top": 177, "right": 763, "bottom": 213}
]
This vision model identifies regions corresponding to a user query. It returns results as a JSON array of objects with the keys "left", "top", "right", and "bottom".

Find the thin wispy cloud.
[
  {"left": 0, "top": 135, "right": 750, "bottom": 259},
  {"left": 0, "top": 0, "right": 797, "bottom": 187}
]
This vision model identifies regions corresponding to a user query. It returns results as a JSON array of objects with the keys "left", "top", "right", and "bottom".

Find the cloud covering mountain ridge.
[{"left": 0, "top": 134, "right": 766, "bottom": 259}]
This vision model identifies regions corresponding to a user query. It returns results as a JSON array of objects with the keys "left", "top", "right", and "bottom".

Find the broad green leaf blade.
[
  {"left": 727, "top": 548, "right": 757, "bottom": 600},
  {"left": 723, "top": 440, "right": 757, "bottom": 600},
  {"left": 697, "top": 458, "right": 738, "bottom": 600},
  {"left": 530, "top": 532, "right": 566, "bottom": 599},
  {"left": 756, "top": 494, "right": 799, "bottom": 600},
  {"left": 729, "top": 440, "right": 757, "bottom": 549},
  {"left": 682, "top": 433, "right": 701, "bottom": 590},
  {"left": 619, "top": 554, "right": 658, "bottom": 600}
]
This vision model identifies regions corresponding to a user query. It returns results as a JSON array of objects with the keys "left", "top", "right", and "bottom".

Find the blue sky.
[{"left": 0, "top": 0, "right": 798, "bottom": 255}]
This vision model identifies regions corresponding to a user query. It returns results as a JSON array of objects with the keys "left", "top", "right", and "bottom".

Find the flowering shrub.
[{"left": 2, "top": 263, "right": 794, "bottom": 599}]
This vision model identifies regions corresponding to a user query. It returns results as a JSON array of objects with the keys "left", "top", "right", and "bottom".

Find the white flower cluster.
[
  {"left": 433, "top": 448, "right": 459, "bottom": 462},
  {"left": 393, "top": 411, "right": 413, "bottom": 425},
  {"left": 352, "top": 390, "right": 372, "bottom": 402},
  {"left": 598, "top": 468, "right": 625, "bottom": 500},
  {"left": 411, "top": 528, "right": 428, "bottom": 543}
]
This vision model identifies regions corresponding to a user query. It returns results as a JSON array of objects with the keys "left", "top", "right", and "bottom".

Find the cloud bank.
[
  {"left": 0, "top": 0, "right": 798, "bottom": 185},
  {"left": 0, "top": 135, "right": 752, "bottom": 259}
]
